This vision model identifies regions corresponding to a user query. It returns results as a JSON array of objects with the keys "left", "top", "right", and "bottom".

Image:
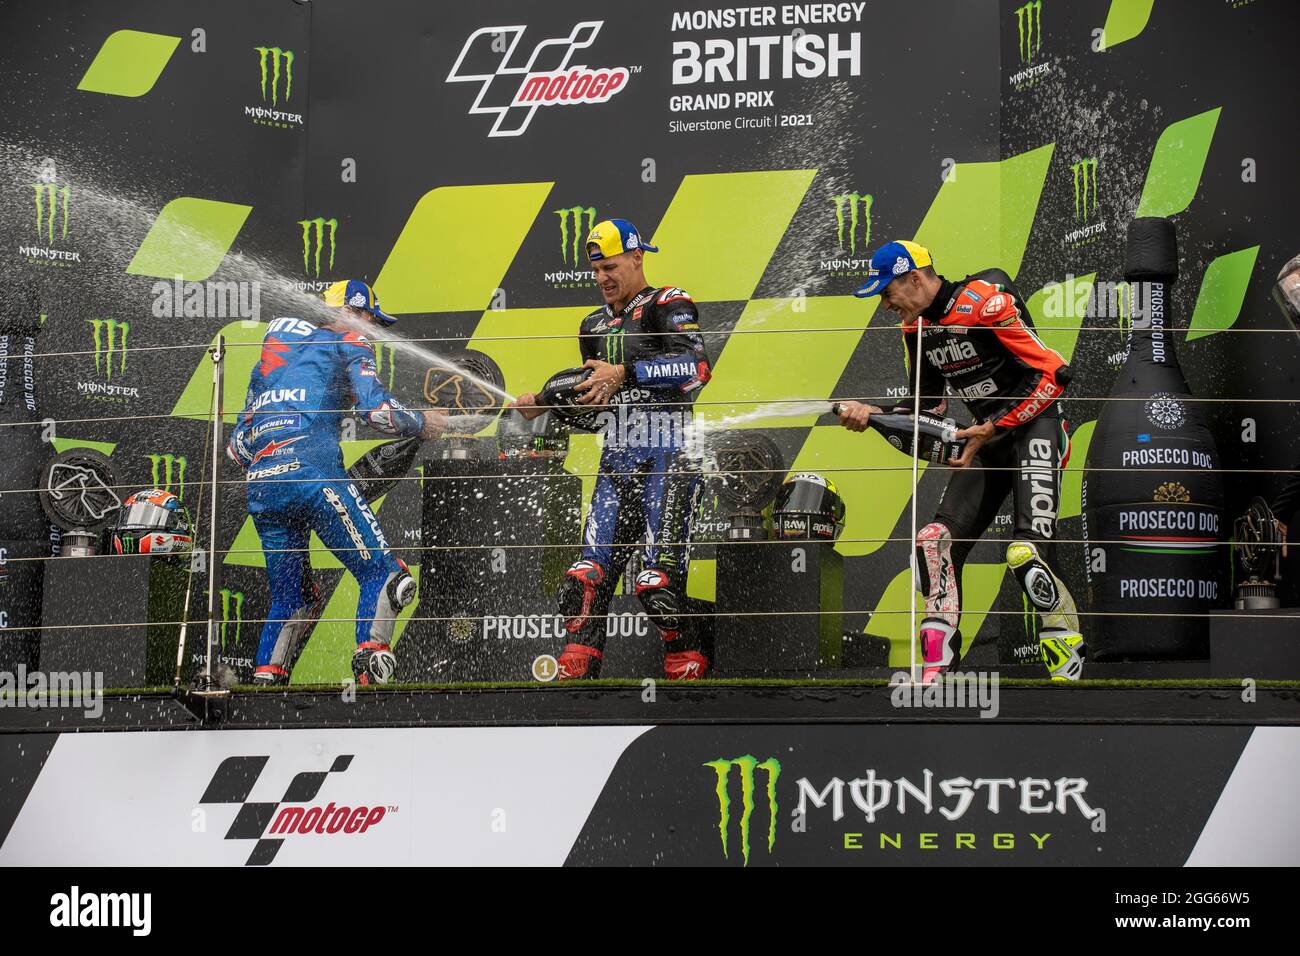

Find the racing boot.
[
  {"left": 352, "top": 641, "right": 397, "bottom": 686},
  {"left": 559, "top": 560, "right": 606, "bottom": 636},
  {"left": 252, "top": 666, "right": 290, "bottom": 687},
  {"left": 1039, "top": 630, "right": 1086, "bottom": 681},
  {"left": 920, "top": 618, "right": 962, "bottom": 685},
  {"left": 664, "top": 649, "right": 710, "bottom": 680},
  {"left": 556, "top": 643, "right": 603, "bottom": 680}
]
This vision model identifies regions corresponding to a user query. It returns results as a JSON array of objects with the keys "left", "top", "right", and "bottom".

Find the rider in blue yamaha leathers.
[
  {"left": 510, "top": 219, "right": 712, "bottom": 680},
  {"left": 228, "top": 280, "right": 445, "bottom": 685}
]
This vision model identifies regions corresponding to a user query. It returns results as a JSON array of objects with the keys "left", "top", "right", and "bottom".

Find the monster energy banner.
[
  {"left": 0, "top": 0, "right": 1296, "bottom": 681},
  {"left": 0, "top": 724, "right": 1295, "bottom": 866}
]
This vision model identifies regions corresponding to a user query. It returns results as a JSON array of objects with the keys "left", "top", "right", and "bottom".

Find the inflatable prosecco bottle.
[
  {"left": 1081, "top": 218, "right": 1224, "bottom": 659},
  {"left": 0, "top": 286, "right": 54, "bottom": 667}
]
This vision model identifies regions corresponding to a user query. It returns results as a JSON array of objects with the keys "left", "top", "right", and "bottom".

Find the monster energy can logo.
[
  {"left": 148, "top": 454, "right": 188, "bottom": 500},
  {"left": 88, "top": 319, "right": 128, "bottom": 381},
  {"left": 1015, "top": 1, "right": 1042, "bottom": 64},
  {"left": 220, "top": 588, "right": 245, "bottom": 651},
  {"left": 298, "top": 218, "right": 338, "bottom": 277},
  {"left": 1071, "top": 158, "right": 1098, "bottom": 221},
  {"left": 831, "top": 192, "right": 872, "bottom": 254},
  {"left": 33, "top": 182, "right": 71, "bottom": 243},
  {"left": 555, "top": 206, "right": 596, "bottom": 265},
  {"left": 373, "top": 341, "right": 396, "bottom": 389},
  {"left": 704, "top": 755, "right": 781, "bottom": 866},
  {"left": 255, "top": 46, "right": 295, "bottom": 104}
]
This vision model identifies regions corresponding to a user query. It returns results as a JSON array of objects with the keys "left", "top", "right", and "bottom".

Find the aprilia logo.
[
  {"left": 446, "top": 22, "right": 631, "bottom": 137},
  {"left": 925, "top": 339, "right": 977, "bottom": 366},
  {"left": 1020, "top": 436, "right": 1057, "bottom": 537}
]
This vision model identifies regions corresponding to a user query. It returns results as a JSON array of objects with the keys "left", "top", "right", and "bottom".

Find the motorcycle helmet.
[
  {"left": 772, "top": 472, "right": 846, "bottom": 541},
  {"left": 112, "top": 488, "right": 195, "bottom": 556}
]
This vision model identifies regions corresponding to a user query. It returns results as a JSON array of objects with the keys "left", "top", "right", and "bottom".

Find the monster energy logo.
[
  {"left": 555, "top": 206, "right": 596, "bottom": 265},
  {"left": 704, "top": 755, "right": 781, "bottom": 866},
  {"left": 88, "top": 319, "right": 128, "bottom": 381},
  {"left": 255, "top": 46, "right": 295, "bottom": 105},
  {"left": 1015, "top": 1, "right": 1042, "bottom": 64},
  {"left": 1022, "top": 592, "right": 1040, "bottom": 639},
  {"left": 373, "top": 341, "right": 396, "bottom": 389},
  {"left": 604, "top": 330, "right": 625, "bottom": 364},
  {"left": 32, "top": 182, "right": 71, "bottom": 243},
  {"left": 831, "top": 192, "right": 872, "bottom": 254},
  {"left": 1071, "top": 158, "right": 1098, "bottom": 221},
  {"left": 148, "top": 454, "right": 188, "bottom": 501},
  {"left": 298, "top": 218, "right": 338, "bottom": 277},
  {"left": 220, "top": 588, "right": 245, "bottom": 651}
]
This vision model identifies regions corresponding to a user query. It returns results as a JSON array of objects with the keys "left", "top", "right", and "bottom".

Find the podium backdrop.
[{"left": 1, "top": 0, "right": 1296, "bottom": 680}]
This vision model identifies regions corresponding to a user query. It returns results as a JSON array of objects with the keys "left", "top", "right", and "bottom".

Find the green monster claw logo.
[
  {"left": 1116, "top": 279, "right": 1132, "bottom": 344},
  {"left": 704, "top": 755, "right": 781, "bottom": 866},
  {"left": 372, "top": 341, "right": 396, "bottom": 389},
  {"left": 255, "top": 46, "right": 294, "bottom": 105},
  {"left": 1071, "top": 158, "right": 1098, "bottom": 222},
  {"left": 831, "top": 192, "right": 872, "bottom": 254},
  {"left": 298, "top": 218, "right": 338, "bottom": 277},
  {"left": 1022, "top": 592, "right": 1040, "bottom": 640},
  {"left": 555, "top": 206, "right": 597, "bottom": 265},
  {"left": 33, "top": 182, "right": 71, "bottom": 243},
  {"left": 1015, "top": 1, "right": 1042, "bottom": 64},
  {"left": 220, "top": 588, "right": 245, "bottom": 650},
  {"left": 604, "top": 329, "right": 625, "bottom": 365},
  {"left": 88, "top": 319, "right": 128, "bottom": 382},
  {"left": 148, "top": 454, "right": 188, "bottom": 501}
]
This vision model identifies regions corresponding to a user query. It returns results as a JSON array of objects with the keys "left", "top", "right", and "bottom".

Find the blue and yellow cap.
[
  {"left": 586, "top": 218, "right": 659, "bottom": 261},
  {"left": 853, "top": 240, "right": 934, "bottom": 297},
  {"left": 324, "top": 279, "right": 396, "bottom": 326}
]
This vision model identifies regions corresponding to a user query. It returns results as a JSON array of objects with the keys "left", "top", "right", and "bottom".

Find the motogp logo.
[{"left": 446, "top": 21, "right": 631, "bottom": 137}]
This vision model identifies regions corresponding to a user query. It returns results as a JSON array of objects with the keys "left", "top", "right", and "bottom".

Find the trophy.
[
  {"left": 1233, "top": 497, "right": 1284, "bottom": 610},
  {"left": 422, "top": 348, "right": 506, "bottom": 459},
  {"left": 38, "top": 447, "right": 121, "bottom": 556},
  {"left": 703, "top": 432, "right": 785, "bottom": 541}
]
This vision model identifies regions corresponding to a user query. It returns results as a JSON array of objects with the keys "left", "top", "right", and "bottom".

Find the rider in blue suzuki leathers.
[
  {"left": 228, "top": 280, "right": 444, "bottom": 685},
  {"left": 510, "top": 219, "right": 712, "bottom": 680}
]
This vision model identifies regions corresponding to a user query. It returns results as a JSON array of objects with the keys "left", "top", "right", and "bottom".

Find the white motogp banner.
[
  {"left": 0, "top": 726, "right": 648, "bottom": 866},
  {"left": 1, "top": 725, "right": 1297, "bottom": 866}
]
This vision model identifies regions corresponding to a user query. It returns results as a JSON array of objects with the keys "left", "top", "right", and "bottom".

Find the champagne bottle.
[
  {"left": 1081, "top": 218, "right": 1225, "bottom": 659},
  {"left": 832, "top": 403, "right": 966, "bottom": 464},
  {"left": 347, "top": 435, "right": 423, "bottom": 503}
]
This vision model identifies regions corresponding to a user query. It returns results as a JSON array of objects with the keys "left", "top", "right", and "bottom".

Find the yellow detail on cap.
[
  {"left": 586, "top": 220, "right": 626, "bottom": 259},
  {"left": 898, "top": 240, "right": 933, "bottom": 269},
  {"left": 323, "top": 280, "right": 350, "bottom": 307}
]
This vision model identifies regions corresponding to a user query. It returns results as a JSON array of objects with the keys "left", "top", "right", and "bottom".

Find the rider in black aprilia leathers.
[{"left": 839, "top": 240, "right": 1085, "bottom": 682}]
